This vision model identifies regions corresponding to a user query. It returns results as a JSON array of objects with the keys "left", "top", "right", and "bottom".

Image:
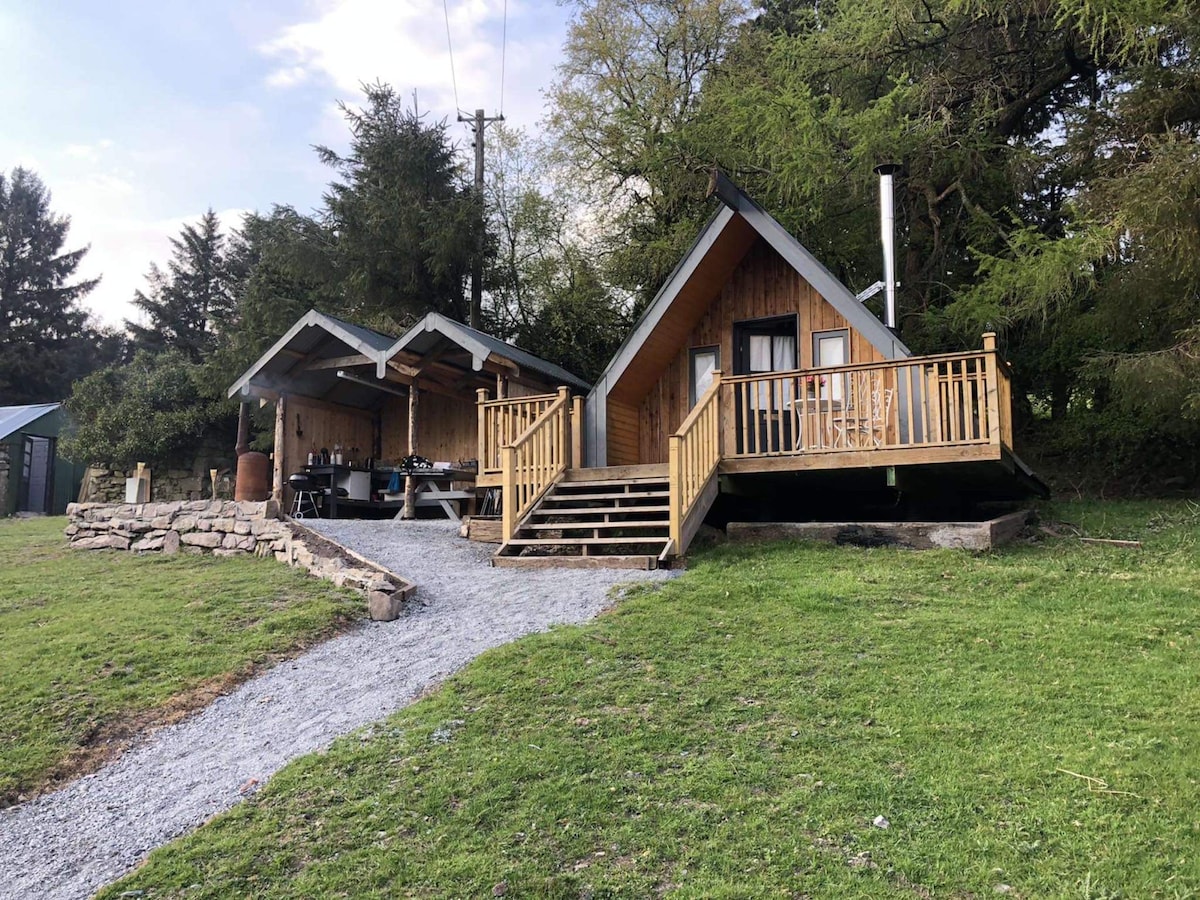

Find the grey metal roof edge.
[
  {"left": 0, "top": 402, "right": 62, "bottom": 441},
  {"left": 226, "top": 309, "right": 389, "bottom": 399},
  {"left": 711, "top": 171, "right": 912, "bottom": 360},
  {"left": 587, "top": 205, "right": 738, "bottom": 403}
]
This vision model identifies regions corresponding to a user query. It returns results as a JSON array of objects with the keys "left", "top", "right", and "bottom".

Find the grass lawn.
[
  {"left": 102, "top": 500, "right": 1200, "bottom": 899},
  {"left": 0, "top": 516, "right": 360, "bottom": 807}
]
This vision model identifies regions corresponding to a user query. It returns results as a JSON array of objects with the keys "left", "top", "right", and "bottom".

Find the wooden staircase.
[{"left": 492, "top": 466, "right": 672, "bottom": 569}]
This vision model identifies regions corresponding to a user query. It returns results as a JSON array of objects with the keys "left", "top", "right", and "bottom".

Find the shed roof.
[
  {"left": 0, "top": 403, "right": 61, "bottom": 441},
  {"left": 226, "top": 309, "right": 396, "bottom": 408},
  {"left": 228, "top": 309, "right": 589, "bottom": 408},
  {"left": 385, "top": 313, "right": 591, "bottom": 392}
]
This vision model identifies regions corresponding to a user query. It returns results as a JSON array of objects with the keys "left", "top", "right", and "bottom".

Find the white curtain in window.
[{"left": 691, "top": 351, "right": 717, "bottom": 407}]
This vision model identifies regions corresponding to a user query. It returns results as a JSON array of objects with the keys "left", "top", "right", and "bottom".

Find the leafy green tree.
[
  {"left": 126, "top": 210, "right": 236, "bottom": 361},
  {"left": 318, "top": 82, "right": 480, "bottom": 328},
  {"left": 0, "top": 167, "right": 111, "bottom": 403},
  {"left": 547, "top": 0, "right": 749, "bottom": 306},
  {"left": 485, "top": 126, "right": 631, "bottom": 382},
  {"left": 61, "top": 350, "right": 233, "bottom": 467}
]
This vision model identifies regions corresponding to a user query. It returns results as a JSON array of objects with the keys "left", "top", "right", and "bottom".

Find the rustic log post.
[
  {"left": 496, "top": 373, "right": 507, "bottom": 399},
  {"left": 402, "top": 383, "right": 419, "bottom": 519},
  {"left": 235, "top": 401, "right": 250, "bottom": 456},
  {"left": 272, "top": 393, "right": 286, "bottom": 502}
]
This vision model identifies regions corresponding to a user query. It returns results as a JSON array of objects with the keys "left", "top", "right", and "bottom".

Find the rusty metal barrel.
[{"left": 235, "top": 451, "right": 270, "bottom": 501}]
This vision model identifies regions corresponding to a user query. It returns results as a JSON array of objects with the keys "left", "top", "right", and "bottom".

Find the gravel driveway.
[{"left": 0, "top": 520, "right": 674, "bottom": 899}]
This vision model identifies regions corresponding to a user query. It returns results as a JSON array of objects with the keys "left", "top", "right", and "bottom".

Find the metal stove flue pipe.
[{"left": 874, "top": 163, "right": 902, "bottom": 330}]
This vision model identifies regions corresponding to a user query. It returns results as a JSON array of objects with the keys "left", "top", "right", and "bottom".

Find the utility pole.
[{"left": 458, "top": 107, "right": 503, "bottom": 330}]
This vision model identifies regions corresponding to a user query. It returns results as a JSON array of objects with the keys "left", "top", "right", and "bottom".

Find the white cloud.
[{"left": 260, "top": 0, "right": 567, "bottom": 130}]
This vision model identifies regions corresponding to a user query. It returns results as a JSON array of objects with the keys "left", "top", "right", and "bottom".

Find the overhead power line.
[
  {"left": 443, "top": 0, "right": 461, "bottom": 114},
  {"left": 499, "top": 0, "right": 508, "bottom": 116}
]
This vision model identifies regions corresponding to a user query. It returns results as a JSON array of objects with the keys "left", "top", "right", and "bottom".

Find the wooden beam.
[
  {"left": 387, "top": 359, "right": 422, "bottom": 379},
  {"left": 304, "top": 353, "right": 374, "bottom": 371},
  {"left": 487, "top": 352, "right": 520, "bottom": 374}
]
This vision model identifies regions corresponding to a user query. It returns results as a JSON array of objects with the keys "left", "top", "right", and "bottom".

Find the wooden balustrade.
[
  {"left": 668, "top": 371, "right": 723, "bottom": 555},
  {"left": 477, "top": 391, "right": 559, "bottom": 478},
  {"left": 501, "top": 387, "right": 572, "bottom": 542},
  {"left": 722, "top": 338, "right": 1013, "bottom": 459}
]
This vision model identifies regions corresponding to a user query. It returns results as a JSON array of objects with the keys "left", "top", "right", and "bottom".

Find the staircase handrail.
[
  {"left": 501, "top": 387, "right": 572, "bottom": 543},
  {"left": 668, "top": 370, "right": 723, "bottom": 556}
]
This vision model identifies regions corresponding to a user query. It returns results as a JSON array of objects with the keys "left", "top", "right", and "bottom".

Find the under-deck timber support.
[
  {"left": 272, "top": 392, "right": 287, "bottom": 501},
  {"left": 402, "top": 381, "right": 419, "bottom": 519}
]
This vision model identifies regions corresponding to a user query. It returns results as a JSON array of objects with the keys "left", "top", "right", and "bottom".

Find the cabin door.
[
  {"left": 20, "top": 436, "right": 54, "bottom": 514},
  {"left": 733, "top": 316, "right": 798, "bottom": 454}
]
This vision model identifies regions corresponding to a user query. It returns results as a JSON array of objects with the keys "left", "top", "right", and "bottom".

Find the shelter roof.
[{"left": 0, "top": 403, "right": 61, "bottom": 441}]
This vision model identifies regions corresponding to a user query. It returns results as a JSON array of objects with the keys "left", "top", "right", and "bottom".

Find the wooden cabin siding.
[
  {"left": 635, "top": 238, "right": 889, "bottom": 464},
  {"left": 380, "top": 390, "right": 478, "bottom": 465},
  {"left": 284, "top": 395, "right": 375, "bottom": 478},
  {"left": 606, "top": 399, "right": 641, "bottom": 466}
]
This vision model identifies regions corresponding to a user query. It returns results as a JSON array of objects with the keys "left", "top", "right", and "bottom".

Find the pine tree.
[
  {"left": 0, "top": 167, "right": 100, "bottom": 403},
  {"left": 127, "top": 209, "right": 234, "bottom": 361},
  {"left": 318, "top": 83, "right": 480, "bottom": 328}
]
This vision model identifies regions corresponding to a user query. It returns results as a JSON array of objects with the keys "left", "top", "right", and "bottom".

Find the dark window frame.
[
  {"left": 733, "top": 314, "right": 799, "bottom": 375},
  {"left": 688, "top": 345, "right": 721, "bottom": 408}
]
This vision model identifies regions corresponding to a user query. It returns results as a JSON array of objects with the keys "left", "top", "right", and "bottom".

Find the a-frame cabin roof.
[{"left": 593, "top": 172, "right": 909, "bottom": 402}]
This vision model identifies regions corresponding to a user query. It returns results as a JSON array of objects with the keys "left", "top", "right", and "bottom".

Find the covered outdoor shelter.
[{"left": 227, "top": 309, "right": 588, "bottom": 517}]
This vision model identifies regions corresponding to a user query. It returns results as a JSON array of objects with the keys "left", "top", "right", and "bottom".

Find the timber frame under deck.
[{"left": 479, "top": 334, "right": 1030, "bottom": 563}]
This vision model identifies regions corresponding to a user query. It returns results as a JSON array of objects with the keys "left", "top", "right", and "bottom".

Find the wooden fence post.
[
  {"left": 571, "top": 394, "right": 584, "bottom": 470},
  {"left": 501, "top": 445, "right": 516, "bottom": 542},
  {"left": 981, "top": 332, "right": 1002, "bottom": 447},
  {"left": 476, "top": 388, "right": 489, "bottom": 471},
  {"left": 668, "top": 434, "right": 682, "bottom": 552}
]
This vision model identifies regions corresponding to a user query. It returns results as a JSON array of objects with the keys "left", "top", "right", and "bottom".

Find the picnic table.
[{"left": 388, "top": 468, "right": 476, "bottom": 522}]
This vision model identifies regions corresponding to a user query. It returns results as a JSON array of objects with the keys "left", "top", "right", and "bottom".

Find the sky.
[{"left": 0, "top": 0, "right": 571, "bottom": 327}]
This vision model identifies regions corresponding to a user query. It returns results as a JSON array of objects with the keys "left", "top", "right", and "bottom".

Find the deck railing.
[
  {"left": 668, "top": 370, "right": 723, "bottom": 555},
  {"left": 722, "top": 334, "right": 1012, "bottom": 460},
  {"left": 501, "top": 387, "right": 572, "bottom": 542},
  {"left": 478, "top": 391, "right": 559, "bottom": 478}
]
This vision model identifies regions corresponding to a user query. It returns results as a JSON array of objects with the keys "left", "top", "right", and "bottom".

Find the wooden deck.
[{"left": 478, "top": 335, "right": 1031, "bottom": 558}]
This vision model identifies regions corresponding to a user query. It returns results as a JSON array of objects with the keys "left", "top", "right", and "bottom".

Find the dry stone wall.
[{"left": 65, "top": 500, "right": 415, "bottom": 620}]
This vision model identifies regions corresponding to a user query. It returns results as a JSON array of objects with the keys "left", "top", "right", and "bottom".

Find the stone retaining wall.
[{"left": 65, "top": 500, "right": 415, "bottom": 620}]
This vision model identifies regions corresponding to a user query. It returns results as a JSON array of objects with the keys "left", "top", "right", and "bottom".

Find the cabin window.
[
  {"left": 734, "top": 315, "right": 798, "bottom": 376},
  {"left": 813, "top": 329, "right": 850, "bottom": 401},
  {"left": 689, "top": 346, "right": 720, "bottom": 408}
]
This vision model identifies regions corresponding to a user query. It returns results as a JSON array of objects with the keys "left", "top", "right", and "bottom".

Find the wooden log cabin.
[
  {"left": 227, "top": 310, "right": 589, "bottom": 519},
  {"left": 480, "top": 175, "right": 1045, "bottom": 568}
]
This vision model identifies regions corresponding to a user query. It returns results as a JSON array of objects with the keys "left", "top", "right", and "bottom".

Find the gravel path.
[{"left": 0, "top": 520, "right": 674, "bottom": 899}]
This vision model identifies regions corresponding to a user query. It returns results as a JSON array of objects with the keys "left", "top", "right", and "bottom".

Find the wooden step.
[
  {"left": 530, "top": 504, "right": 670, "bottom": 517},
  {"left": 521, "top": 521, "right": 668, "bottom": 532},
  {"left": 541, "top": 490, "right": 669, "bottom": 502},
  {"left": 491, "top": 555, "right": 659, "bottom": 570},
  {"left": 504, "top": 535, "right": 669, "bottom": 547},
  {"left": 552, "top": 479, "right": 668, "bottom": 491},
  {"left": 560, "top": 464, "right": 668, "bottom": 483}
]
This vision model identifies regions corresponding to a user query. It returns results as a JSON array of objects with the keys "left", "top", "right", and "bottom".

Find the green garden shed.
[{"left": 0, "top": 403, "right": 84, "bottom": 516}]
